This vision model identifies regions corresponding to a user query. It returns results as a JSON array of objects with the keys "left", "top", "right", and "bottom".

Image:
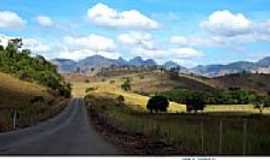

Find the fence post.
[
  {"left": 200, "top": 121, "right": 204, "bottom": 154},
  {"left": 219, "top": 120, "right": 223, "bottom": 154},
  {"left": 12, "top": 109, "right": 16, "bottom": 130},
  {"left": 242, "top": 119, "right": 248, "bottom": 155}
]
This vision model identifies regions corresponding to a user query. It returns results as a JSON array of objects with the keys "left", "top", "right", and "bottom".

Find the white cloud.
[
  {"left": 170, "top": 48, "right": 203, "bottom": 59},
  {"left": 0, "top": 11, "right": 26, "bottom": 28},
  {"left": 63, "top": 34, "right": 116, "bottom": 52},
  {"left": 201, "top": 10, "right": 252, "bottom": 37},
  {"left": 170, "top": 35, "right": 224, "bottom": 48},
  {"left": 60, "top": 34, "right": 120, "bottom": 60},
  {"left": 36, "top": 16, "right": 54, "bottom": 27},
  {"left": 87, "top": 3, "right": 159, "bottom": 29},
  {"left": 0, "top": 34, "right": 51, "bottom": 57},
  {"left": 58, "top": 48, "right": 120, "bottom": 60},
  {"left": 22, "top": 38, "right": 50, "bottom": 53},
  {"left": 118, "top": 31, "right": 155, "bottom": 49},
  {"left": 0, "top": 34, "right": 13, "bottom": 47}
]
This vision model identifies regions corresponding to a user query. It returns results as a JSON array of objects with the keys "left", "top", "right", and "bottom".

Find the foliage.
[
  {"left": 116, "top": 95, "right": 125, "bottom": 104},
  {"left": 85, "top": 87, "right": 96, "bottom": 93},
  {"left": 121, "top": 78, "right": 131, "bottom": 91},
  {"left": 159, "top": 88, "right": 257, "bottom": 105},
  {"left": 185, "top": 92, "right": 206, "bottom": 112},
  {"left": 146, "top": 95, "right": 169, "bottom": 113},
  {"left": 0, "top": 39, "right": 71, "bottom": 98}
]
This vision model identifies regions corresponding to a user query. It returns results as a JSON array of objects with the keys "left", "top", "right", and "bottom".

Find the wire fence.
[{"left": 102, "top": 112, "right": 270, "bottom": 155}]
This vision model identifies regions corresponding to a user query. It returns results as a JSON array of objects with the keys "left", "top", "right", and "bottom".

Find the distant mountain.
[
  {"left": 163, "top": 61, "right": 189, "bottom": 72},
  {"left": 51, "top": 58, "right": 77, "bottom": 73},
  {"left": 117, "top": 57, "right": 128, "bottom": 66},
  {"left": 52, "top": 55, "right": 157, "bottom": 74},
  {"left": 128, "top": 56, "right": 156, "bottom": 66},
  {"left": 257, "top": 57, "right": 270, "bottom": 67},
  {"left": 51, "top": 55, "right": 270, "bottom": 77},
  {"left": 191, "top": 58, "right": 270, "bottom": 77},
  {"left": 77, "top": 55, "right": 123, "bottom": 73}
]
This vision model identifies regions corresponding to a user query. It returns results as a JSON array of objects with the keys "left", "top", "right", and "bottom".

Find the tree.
[
  {"left": 185, "top": 92, "right": 206, "bottom": 113},
  {"left": 121, "top": 78, "right": 131, "bottom": 91},
  {"left": 146, "top": 96, "right": 169, "bottom": 113},
  {"left": 116, "top": 95, "right": 125, "bottom": 105},
  {"left": 251, "top": 95, "right": 265, "bottom": 114}
]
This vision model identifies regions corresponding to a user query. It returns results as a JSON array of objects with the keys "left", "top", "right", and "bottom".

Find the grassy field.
[
  {"left": 71, "top": 73, "right": 270, "bottom": 114},
  {"left": 0, "top": 72, "right": 68, "bottom": 132},
  {"left": 70, "top": 71, "right": 270, "bottom": 154},
  {"left": 85, "top": 93, "right": 270, "bottom": 155}
]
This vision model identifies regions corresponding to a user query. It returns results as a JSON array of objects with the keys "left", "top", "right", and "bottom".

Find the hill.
[
  {"left": 209, "top": 73, "right": 270, "bottom": 95},
  {"left": 83, "top": 70, "right": 217, "bottom": 96},
  {"left": 0, "top": 38, "right": 70, "bottom": 132},
  {"left": 0, "top": 72, "right": 67, "bottom": 131},
  {"left": 191, "top": 57, "right": 270, "bottom": 77}
]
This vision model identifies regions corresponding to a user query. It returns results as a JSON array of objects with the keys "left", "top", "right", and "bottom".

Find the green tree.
[
  {"left": 121, "top": 78, "right": 131, "bottom": 91},
  {"left": 146, "top": 96, "right": 169, "bottom": 113}
]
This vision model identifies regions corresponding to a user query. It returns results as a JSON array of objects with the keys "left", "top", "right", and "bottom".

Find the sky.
[{"left": 0, "top": 0, "right": 270, "bottom": 67}]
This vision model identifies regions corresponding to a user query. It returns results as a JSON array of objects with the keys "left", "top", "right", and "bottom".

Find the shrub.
[
  {"left": 139, "top": 75, "right": 145, "bottom": 79},
  {"left": 146, "top": 96, "right": 169, "bottom": 113},
  {"left": 185, "top": 92, "right": 206, "bottom": 113},
  {"left": 110, "top": 80, "right": 115, "bottom": 84},
  {"left": 121, "top": 79, "right": 131, "bottom": 91},
  {"left": 85, "top": 79, "right": 90, "bottom": 83},
  {"left": 30, "top": 96, "right": 45, "bottom": 104},
  {"left": 85, "top": 87, "right": 96, "bottom": 93},
  {"left": 116, "top": 95, "right": 125, "bottom": 104}
]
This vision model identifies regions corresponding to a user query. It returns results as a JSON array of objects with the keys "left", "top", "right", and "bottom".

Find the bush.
[
  {"left": 116, "top": 95, "right": 125, "bottom": 104},
  {"left": 85, "top": 87, "right": 96, "bottom": 93},
  {"left": 185, "top": 92, "right": 206, "bottom": 113},
  {"left": 146, "top": 96, "right": 169, "bottom": 113},
  {"left": 121, "top": 79, "right": 131, "bottom": 91},
  {"left": 85, "top": 79, "right": 90, "bottom": 83},
  {"left": 110, "top": 80, "right": 115, "bottom": 84}
]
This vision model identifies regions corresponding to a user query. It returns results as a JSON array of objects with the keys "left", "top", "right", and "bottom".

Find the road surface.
[{"left": 0, "top": 98, "right": 121, "bottom": 155}]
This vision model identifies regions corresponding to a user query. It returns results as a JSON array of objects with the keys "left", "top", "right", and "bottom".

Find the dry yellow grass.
[
  {"left": 72, "top": 74, "right": 270, "bottom": 114},
  {"left": 0, "top": 72, "right": 52, "bottom": 108}
]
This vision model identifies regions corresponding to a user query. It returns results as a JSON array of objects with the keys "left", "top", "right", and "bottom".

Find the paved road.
[{"left": 0, "top": 98, "right": 121, "bottom": 155}]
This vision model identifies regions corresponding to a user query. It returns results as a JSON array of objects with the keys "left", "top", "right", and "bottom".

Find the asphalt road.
[{"left": 0, "top": 98, "right": 121, "bottom": 155}]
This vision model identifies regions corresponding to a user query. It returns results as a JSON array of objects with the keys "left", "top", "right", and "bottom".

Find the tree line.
[{"left": 0, "top": 38, "right": 71, "bottom": 98}]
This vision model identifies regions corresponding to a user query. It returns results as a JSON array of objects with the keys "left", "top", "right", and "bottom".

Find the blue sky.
[{"left": 0, "top": 0, "right": 270, "bottom": 67}]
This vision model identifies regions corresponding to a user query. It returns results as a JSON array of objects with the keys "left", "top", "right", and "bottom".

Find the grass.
[
  {"left": 71, "top": 75, "right": 270, "bottom": 114},
  {"left": 85, "top": 93, "right": 270, "bottom": 155},
  {"left": 70, "top": 71, "right": 270, "bottom": 154},
  {"left": 0, "top": 72, "right": 68, "bottom": 132}
]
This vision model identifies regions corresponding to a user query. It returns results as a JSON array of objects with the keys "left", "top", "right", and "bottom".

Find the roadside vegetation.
[
  {"left": 70, "top": 69, "right": 270, "bottom": 154},
  {"left": 0, "top": 39, "right": 71, "bottom": 132},
  {"left": 85, "top": 93, "right": 270, "bottom": 154}
]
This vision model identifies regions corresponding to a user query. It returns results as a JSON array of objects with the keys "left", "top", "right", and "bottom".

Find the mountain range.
[{"left": 51, "top": 55, "right": 270, "bottom": 77}]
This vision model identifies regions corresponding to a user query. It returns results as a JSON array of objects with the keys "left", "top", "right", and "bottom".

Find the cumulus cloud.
[
  {"left": 60, "top": 34, "right": 120, "bottom": 60},
  {"left": 0, "top": 34, "right": 51, "bottom": 57},
  {"left": 63, "top": 34, "right": 116, "bottom": 52},
  {"left": 118, "top": 31, "right": 155, "bottom": 49},
  {"left": 201, "top": 10, "right": 252, "bottom": 37},
  {"left": 36, "top": 16, "right": 54, "bottom": 27},
  {"left": 23, "top": 38, "right": 50, "bottom": 53},
  {"left": 170, "top": 35, "right": 228, "bottom": 48},
  {"left": 170, "top": 48, "right": 203, "bottom": 59},
  {"left": 87, "top": 3, "right": 159, "bottom": 29},
  {"left": 0, "top": 11, "right": 26, "bottom": 28}
]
